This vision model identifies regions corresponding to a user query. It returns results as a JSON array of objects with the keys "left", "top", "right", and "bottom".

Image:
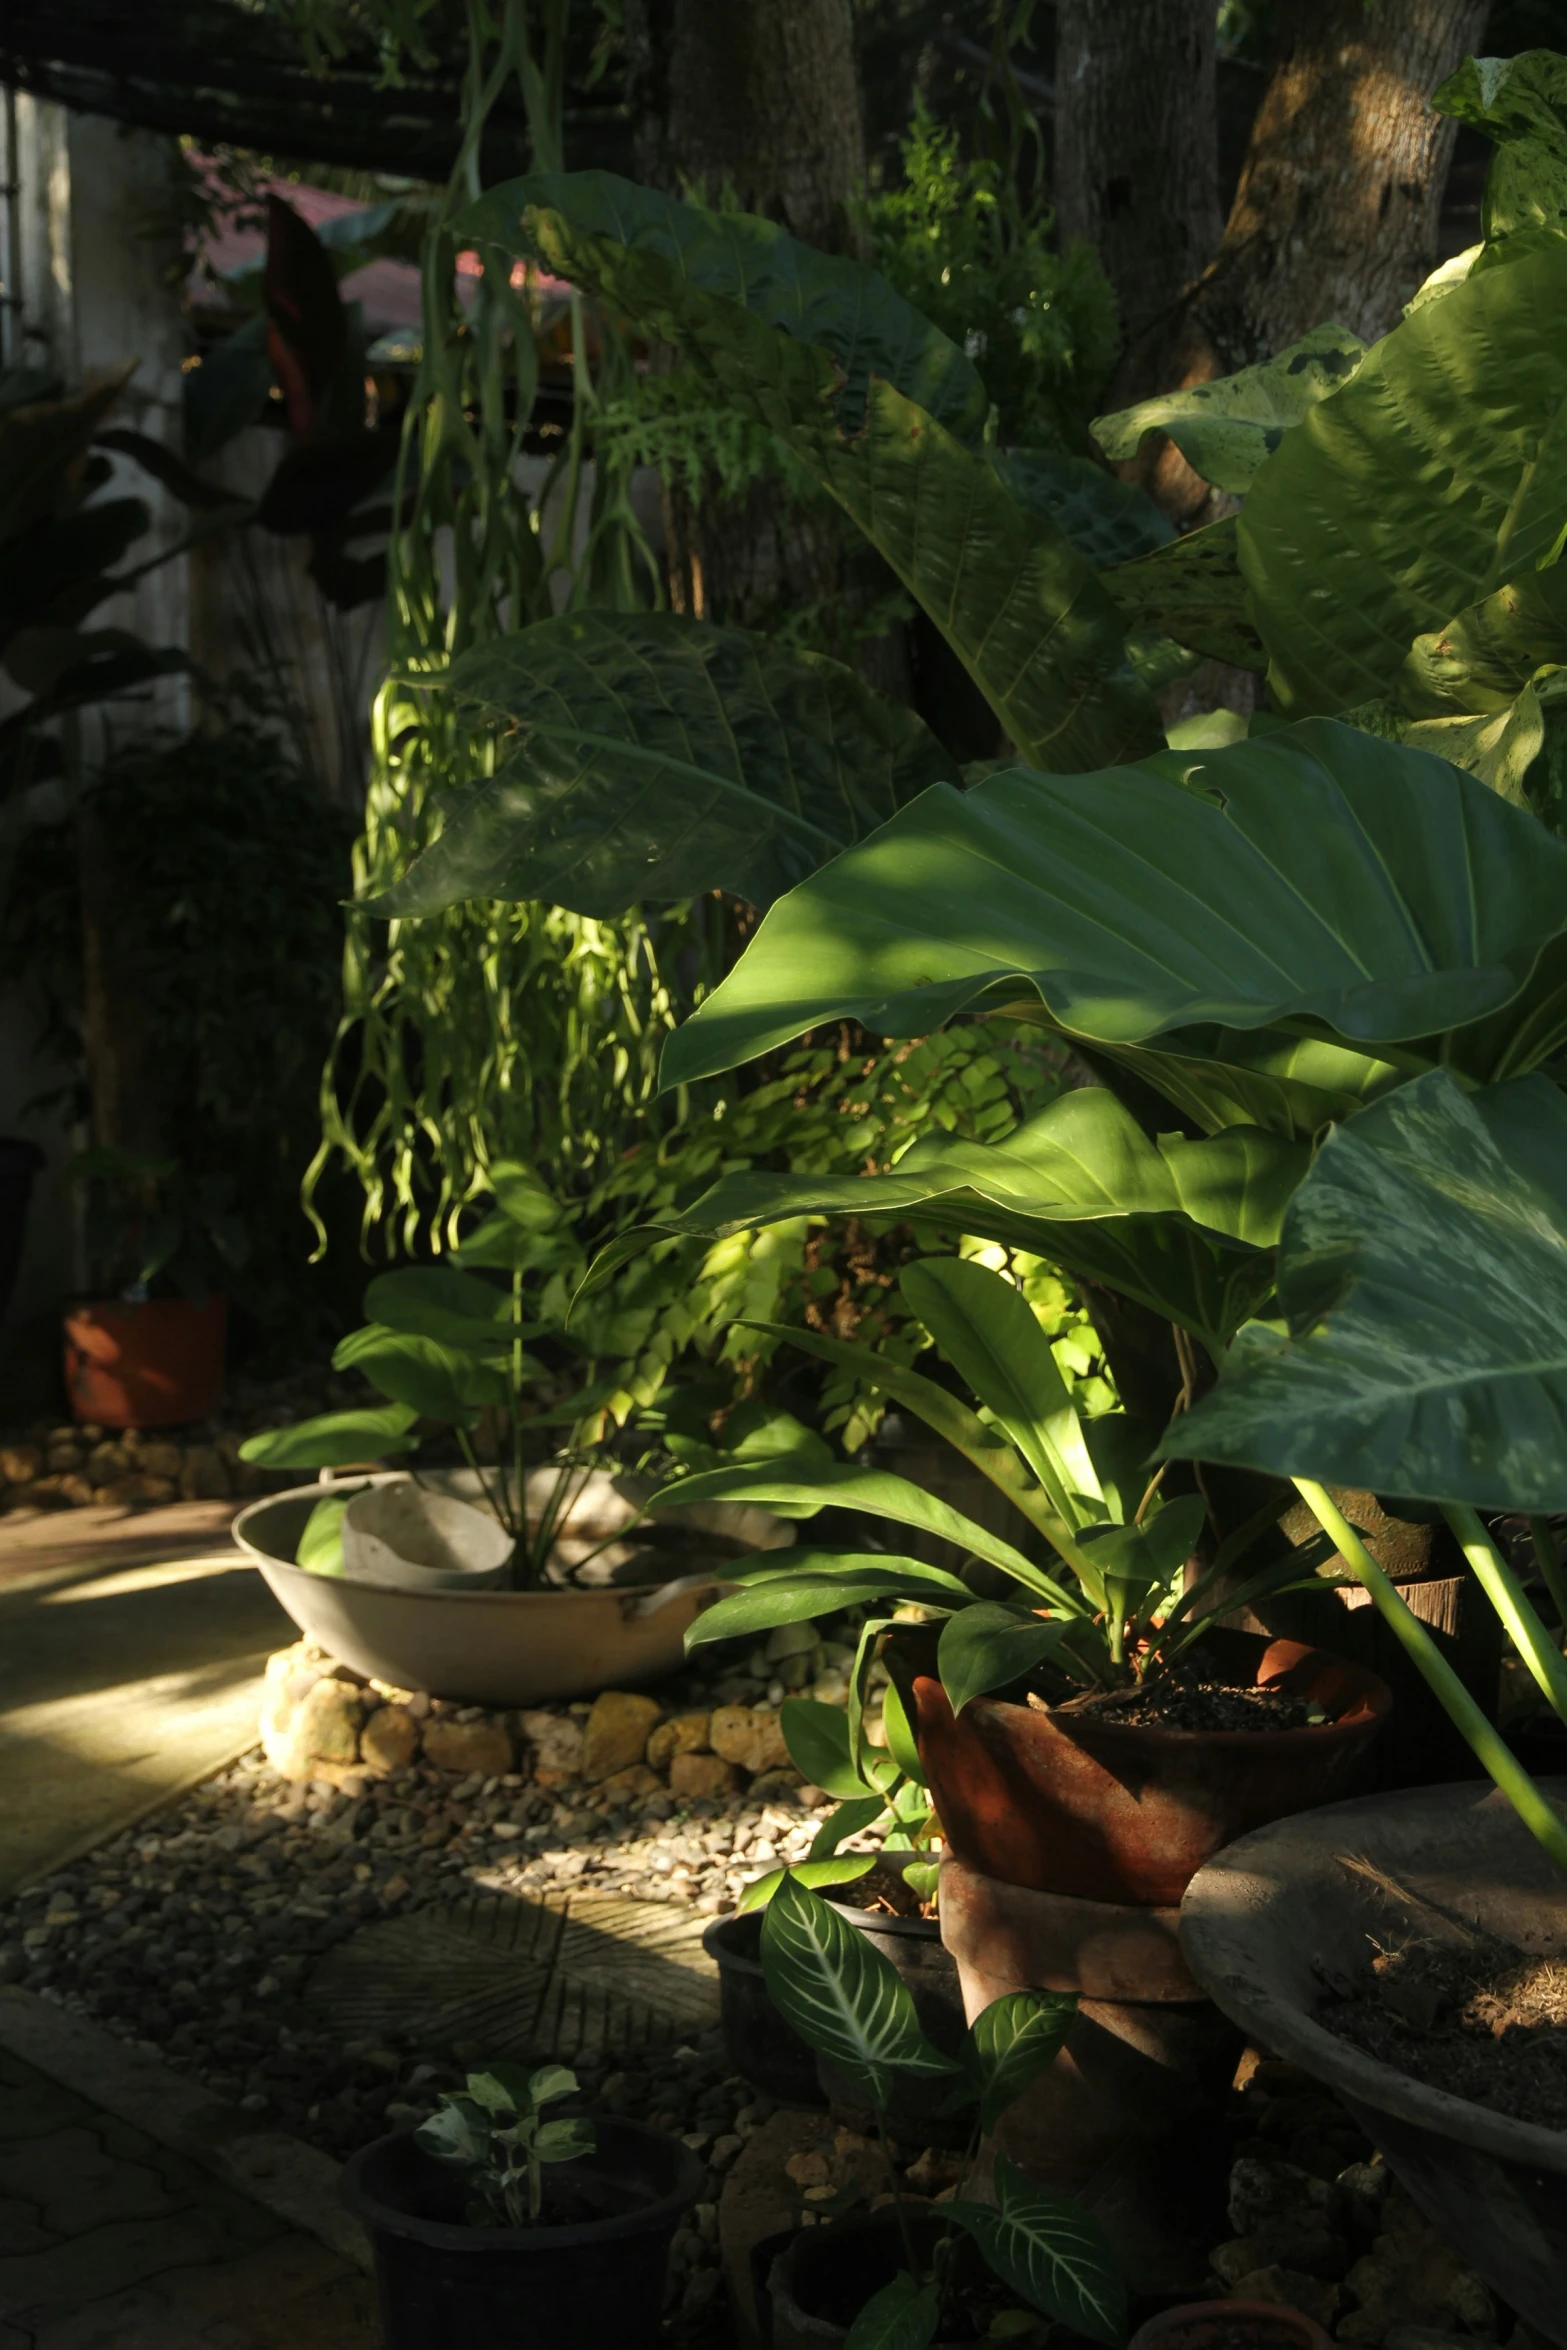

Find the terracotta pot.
[
  {"left": 939, "top": 1856, "right": 1240, "bottom": 2291},
  {"left": 888, "top": 1629, "right": 1391, "bottom": 1905},
  {"left": 63, "top": 1293, "right": 226, "bottom": 1429},
  {"left": 1128, "top": 2301, "right": 1335, "bottom": 2350}
]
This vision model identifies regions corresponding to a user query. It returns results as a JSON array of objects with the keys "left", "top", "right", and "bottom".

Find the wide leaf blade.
[
  {"left": 781, "top": 1696, "right": 882, "bottom": 1797},
  {"left": 363, "top": 1266, "right": 515, "bottom": 1353},
  {"left": 686, "top": 1558, "right": 969, "bottom": 1646},
  {"left": 660, "top": 719, "right": 1567, "bottom": 1091},
  {"left": 330, "top": 1324, "right": 507, "bottom": 1422},
  {"left": 1164, "top": 1068, "right": 1567, "bottom": 1509},
  {"left": 759, "top": 1875, "right": 960, "bottom": 2095},
  {"left": 367, "top": 613, "right": 953, "bottom": 919},
  {"left": 948, "top": 2157, "right": 1126, "bottom": 2345},
  {"left": 237, "top": 1402, "right": 418, "bottom": 1470},
  {"left": 938, "top": 1603, "right": 1075, "bottom": 1716},
  {"left": 845, "top": 2272, "right": 940, "bottom": 2350},
  {"left": 966, "top": 1989, "right": 1078, "bottom": 2135},
  {"left": 1093, "top": 324, "right": 1367, "bottom": 494}
]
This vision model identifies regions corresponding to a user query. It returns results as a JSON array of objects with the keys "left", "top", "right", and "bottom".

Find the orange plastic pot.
[
  {"left": 888, "top": 1629, "right": 1391, "bottom": 1906},
  {"left": 63, "top": 1294, "right": 226, "bottom": 1429}
]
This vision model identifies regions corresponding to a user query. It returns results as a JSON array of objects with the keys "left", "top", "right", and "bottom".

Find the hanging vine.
[{"left": 304, "top": 0, "right": 698, "bottom": 1259}]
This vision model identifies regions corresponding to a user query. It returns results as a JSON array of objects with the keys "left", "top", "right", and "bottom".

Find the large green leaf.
[
  {"left": 662, "top": 719, "right": 1567, "bottom": 1091},
  {"left": 900, "top": 1257, "right": 1103, "bottom": 1527},
  {"left": 844, "top": 2273, "right": 939, "bottom": 2350},
  {"left": 613, "top": 1087, "right": 1303, "bottom": 1350},
  {"left": 237, "top": 1402, "right": 418, "bottom": 1470},
  {"left": 938, "top": 1603, "right": 1077, "bottom": 1716},
  {"left": 464, "top": 169, "right": 987, "bottom": 445},
  {"left": 948, "top": 2157, "right": 1126, "bottom": 2344},
  {"left": 1102, "top": 517, "right": 1267, "bottom": 671},
  {"left": 471, "top": 174, "right": 1158, "bottom": 772},
  {"left": 686, "top": 1557, "right": 973, "bottom": 1645},
  {"left": 990, "top": 449, "right": 1172, "bottom": 566},
  {"left": 779, "top": 1698, "right": 883, "bottom": 1798},
  {"left": 965, "top": 1989, "right": 1078, "bottom": 2135},
  {"left": 815, "top": 379, "right": 1160, "bottom": 770},
  {"left": 1093, "top": 324, "right": 1367, "bottom": 493},
  {"left": 654, "top": 1461, "right": 1056, "bottom": 1596},
  {"left": 330, "top": 1324, "right": 509, "bottom": 1422},
  {"left": 1434, "top": 51, "right": 1567, "bottom": 243},
  {"left": 363, "top": 1266, "right": 517, "bottom": 1353},
  {"left": 759, "top": 1876, "right": 961, "bottom": 2100},
  {"left": 366, "top": 613, "right": 952, "bottom": 919},
  {"left": 1240, "top": 233, "right": 1567, "bottom": 714},
  {"left": 1165, "top": 1069, "right": 1567, "bottom": 1510}
]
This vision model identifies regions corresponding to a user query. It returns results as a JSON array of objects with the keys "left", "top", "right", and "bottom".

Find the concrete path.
[
  {"left": 0, "top": 1990, "right": 376, "bottom": 2349},
  {"left": 0, "top": 1503, "right": 292, "bottom": 1893}
]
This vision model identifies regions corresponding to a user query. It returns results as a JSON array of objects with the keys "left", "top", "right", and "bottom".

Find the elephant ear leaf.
[
  {"left": 1092, "top": 324, "right": 1367, "bottom": 494},
  {"left": 1433, "top": 52, "right": 1567, "bottom": 244},
  {"left": 1163, "top": 1067, "right": 1567, "bottom": 1511},
  {"left": 1240, "top": 233, "right": 1567, "bottom": 716},
  {"left": 458, "top": 172, "right": 1159, "bottom": 776},
  {"left": 366, "top": 612, "right": 952, "bottom": 918},
  {"left": 461, "top": 169, "right": 987, "bottom": 445},
  {"left": 1102, "top": 517, "right": 1267, "bottom": 671},
  {"left": 989, "top": 449, "right": 1172, "bottom": 566}
]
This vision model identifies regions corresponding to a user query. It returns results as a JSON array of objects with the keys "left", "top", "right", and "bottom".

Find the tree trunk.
[
  {"left": 1195, "top": 0, "right": 1493, "bottom": 369},
  {"left": 1112, "top": 0, "right": 1491, "bottom": 528},
  {"left": 1053, "top": 0, "right": 1222, "bottom": 361}
]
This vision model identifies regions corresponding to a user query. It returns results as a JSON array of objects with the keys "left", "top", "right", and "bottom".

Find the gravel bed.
[{"left": 0, "top": 1720, "right": 846, "bottom": 2345}]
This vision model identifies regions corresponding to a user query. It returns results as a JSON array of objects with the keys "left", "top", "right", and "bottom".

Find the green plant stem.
[
  {"left": 1294, "top": 1480, "right": 1567, "bottom": 1875},
  {"left": 871, "top": 2089, "right": 922, "bottom": 2280},
  {"left": 512, "top": 1265, "right": 526, "bottom": 1561},
  {"left": 1528, "top": 1515, "right": 1567, "bottom": 1636},
  {"left": 1444, "top": 1504, "right": 1567, "bottom": 1725},
  {"left": 457, "top": 1428, "right": 511, "bottom": 1541}
]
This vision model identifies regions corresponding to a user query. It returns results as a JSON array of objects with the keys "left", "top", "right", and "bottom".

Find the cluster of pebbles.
[{"left": 0, "top": 1368, "right": 350, "bottom": 1513}]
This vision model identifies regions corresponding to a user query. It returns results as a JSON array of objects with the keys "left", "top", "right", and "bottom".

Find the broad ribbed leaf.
[
  {"left": 662, "top": 719, "right": 1567, "bottom": 1091},
  {"left": 368, "top": 613, "right": 952, "bottom": 918},
  {"left": 655, "top": 1461, "right": 1052, "bottom": 1593},
  {"left": 465, "top": 170, "right": 987, "bottom": 444},
  {"left": 1240, "top": 234, "right": 1567, "bottom": 714},
  {"left": 948, "top": 2158, "right": 1125, "bottom": 2344},
  {"left": 818, "top": 380, "right": 1158, "bottom": 769},
  {"left": 990, "top": 449, "right": 1172, "bottom": 565},
  {"left": 363, "top": 1266, "right": 516, "bottom": 1353},
  {"left": 966, "top": 1990, "right": 1078, "bottom": 2133},
  {"left": 938, "top": 1603, "right": 1075, "bottom": 1715},
  {"left": 468, "top": 175, "right": 1158, "bottom": 772},
  {"left": 1165, "top": 1069, "right": 1567, "bottom": 1509},
  {"left": 331, "top": 1324, "right": 508, "bottom": 1422},
  {"left": 686, "top": 1559, "right": 971, "bottom": 1646},
  {"left": 844, "top": 2272, "right": 940, "bottom": 2350},
  {"left": 1434, "top": 52, "right": 1567, "bottom": 241},
  {"left": 237, "top": 1401, "right": 418, "bottom": 1469},
  {"left": 780, "top": 1698, "right": 882, "bottom": 1797},
  {"left": 759, "top": 1875, "right": 960, "bottom": 2099},
  {"left": 901, "top": 1257, "right": 1103, "bottom": 1526},
  {"left": 738, "top": 1853, "right": 875, "bottom": 1913},
  {"left": 1094, "top": 323, "right": 1367, "bottom": 493},
  {"left": 1102, "top": 517, "right": 1267, "bottom": 670}
]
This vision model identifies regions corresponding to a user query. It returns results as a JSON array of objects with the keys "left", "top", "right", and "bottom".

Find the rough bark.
[
  {"left": 1117, "top": 0, "right": 1491, "bottom": 529},
  {"left": 1194, "top": 0, "right": 1493, "bottom": 368},
  {"left": 1053, "top": 0, "right": 1222, "bottom": 359}
]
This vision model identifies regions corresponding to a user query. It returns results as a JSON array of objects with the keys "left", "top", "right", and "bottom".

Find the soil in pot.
[
  {"left": 339, "top": 2114, "right": 702, "bottom": 2350},
  {"left": 1321, "top": 1927, "right": 1567, "bottom": 2130},
  {"left": 1058, "top": 1667, "right": 1330, "bottom": 1733}
]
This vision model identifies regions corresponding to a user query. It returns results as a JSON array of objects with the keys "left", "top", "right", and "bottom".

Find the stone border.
[{"left": 0, "top": 1983, "right": 372, "bottom": 2272}]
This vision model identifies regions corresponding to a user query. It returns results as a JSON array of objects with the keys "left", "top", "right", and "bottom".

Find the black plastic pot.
[
  {"left": 702, "top": 1910, "right": 824, "bottom": 2105},
  {"left": 338, "top": 2116, "right": 704, "bottom": 2349},
  {"left": 0, "top": 1138, "right": 43, "bottom": 1324}
]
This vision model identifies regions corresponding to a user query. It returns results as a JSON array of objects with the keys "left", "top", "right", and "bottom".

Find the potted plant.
[
  {"left": 752, "top": 1871, "right": 1125, "bottom": 2347},
  {"left": 63, "top": 1147, "right": 246, "bottom": 1428},
  {"left": 657, "top": 1252, "right": 1390, "bottom": 1908},
  {"left": 338, "top": 2059, "right": 703, "bottom": 2349},
  {"left": 231, "top": 1159, "right": 794, "bottom": 1705}
]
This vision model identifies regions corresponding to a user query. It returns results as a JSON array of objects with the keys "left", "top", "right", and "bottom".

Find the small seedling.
[{"left": 414, "top": 2062, "right": 595, "bottom": 2226}]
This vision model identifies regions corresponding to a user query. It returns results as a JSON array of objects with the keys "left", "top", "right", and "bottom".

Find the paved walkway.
[
  {"left": 0, "top": 2038, "right": 377, "bottom": 2348},
  {"left": 0, "top": 1502, "right": 292, "bottom": 1893}
]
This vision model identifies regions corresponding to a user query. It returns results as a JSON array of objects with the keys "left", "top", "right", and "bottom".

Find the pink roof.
[{"left": 190, "top": 164, "right": 571, "bottom": 338}]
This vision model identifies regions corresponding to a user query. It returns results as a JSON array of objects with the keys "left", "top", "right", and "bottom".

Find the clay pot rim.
[{"left": 1127, "top": 2297, "right": 1334, "bottom": 2350}]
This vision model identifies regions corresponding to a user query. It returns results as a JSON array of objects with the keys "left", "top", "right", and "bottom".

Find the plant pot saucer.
[{"left": 1179, "top": 1779, "right": 1567, "bottom": 2345}]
